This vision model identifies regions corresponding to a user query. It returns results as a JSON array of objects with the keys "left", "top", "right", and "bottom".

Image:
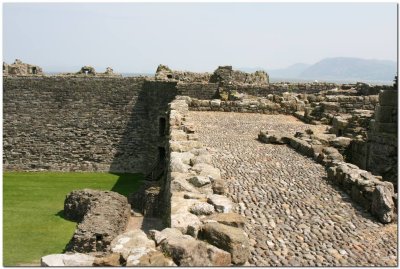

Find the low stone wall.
[
  {"left": 223, "top": 82, "right": 337, "bottom": 96},
  {"left": 63, "top": 189, "right": 131, "bottom": 253},
  {"left": 330, "top": 110, "right": 374, "bottom": 137},
  {"left": 188, "top": 95, "right": 306, "bottom": 115},
  {"left": 258, "top": 131, "right": 396, "bottom": 224},
  {"left": 165, "top": 96, "right": 250, "bottom": 265}
]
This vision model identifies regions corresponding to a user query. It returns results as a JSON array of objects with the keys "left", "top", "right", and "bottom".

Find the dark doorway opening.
[{"left": 32, "top": 67, "right": 37, "bottom": 74}]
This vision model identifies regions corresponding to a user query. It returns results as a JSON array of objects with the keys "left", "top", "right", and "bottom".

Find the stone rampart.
[
  {"left": 3, "top": 77, "right": 177, "bottom": 174},
  {"left": 164, "top": 96, "right": 250, "bottom": 265}
]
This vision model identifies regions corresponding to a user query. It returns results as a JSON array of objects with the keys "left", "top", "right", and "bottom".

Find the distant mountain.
[
  {"left": 300, "top": 57, "right": 396, "bottom": 82},
  {"left": 268, "top": 63, "right": 311, "bottom": 78}
]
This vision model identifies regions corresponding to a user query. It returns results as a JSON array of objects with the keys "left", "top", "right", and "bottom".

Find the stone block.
[
  {"left": 110, "top": 229, "right": 156, "bottom": 260},
  {"left": 205, "top": 213, "right": 246, "bottom": 228},
  {"left": 371, "top": 184, "right": 395, "bottom": 223},
  {"left": 199, "top": 222, "right": 249, "bottom": 265},
  {"left": 191, "top": 163, "right": 222, "bottom": 181},
  {"left": 207, "top": 194, "right": 234, "bottom": 213},
  {"left": 160, "top": 230, "right": 231, "bottom": 266},
  {"left": 41, "top": 253, "right": 95, "bottom": 267}
]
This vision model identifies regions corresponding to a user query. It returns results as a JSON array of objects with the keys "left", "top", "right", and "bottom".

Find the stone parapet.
[
  {"left": 258, "top": 131, "right": 396, "bottom": 224},
  {"left": 165, "top": 96, "right": 250, "bottom": 265}
]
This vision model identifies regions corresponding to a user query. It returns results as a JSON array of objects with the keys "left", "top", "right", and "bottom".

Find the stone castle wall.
[
  {"left": 3, "top": 75, "right": 396, "bottom": 185},
  {"left": 3, "top": 77, "right": 177, "bottom": 173}
]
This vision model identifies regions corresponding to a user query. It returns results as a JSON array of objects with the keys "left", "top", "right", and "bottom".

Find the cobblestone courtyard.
[{"left": 189, "top": 111, "right": 397, "bottom": 266}]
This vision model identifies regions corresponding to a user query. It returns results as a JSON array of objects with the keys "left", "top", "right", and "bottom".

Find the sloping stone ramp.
[{"left": 189, "top": 111, "right": 397, "bottom": 266}]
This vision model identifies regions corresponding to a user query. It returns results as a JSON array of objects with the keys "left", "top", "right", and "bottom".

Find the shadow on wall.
[
  {"left": 107, "top": 80, "right": 179, "bottom": 232},
  {"left": 108, "top": 87, "right": 149, "bottom": 173},
  {"left": 109, "top": 80, "right": 178, "bottom": 175},
  {"left": 108, "top": 80, "right": 178, "bottom": 224}
]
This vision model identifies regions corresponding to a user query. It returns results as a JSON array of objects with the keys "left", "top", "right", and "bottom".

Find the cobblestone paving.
[{"left": 189, "top": 111, "right": 398, "bottom": 266}]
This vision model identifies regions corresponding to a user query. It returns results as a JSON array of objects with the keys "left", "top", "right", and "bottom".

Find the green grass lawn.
[{"left": 3, "top": 172, "right": 143, "bottom": 266}]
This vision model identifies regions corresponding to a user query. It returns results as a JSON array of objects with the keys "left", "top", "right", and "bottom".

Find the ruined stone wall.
[
  {"left": 366, "top": 89, "right": 398, "bottom": 185},
  {"left": 164, "top": 96, "right": 250, "bottom": 265},
  {"left": 223, "top": 83, "right": 337, "bottom": 97},
  {"left": 3, "top": 77, "right": 176, "bottom": 173},
  {"left": 176, "top": 82, "right": 219, "bottom": 100}
]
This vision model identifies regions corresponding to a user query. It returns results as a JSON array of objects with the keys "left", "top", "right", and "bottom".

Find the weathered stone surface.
[
  {"left": 170, "top": 129, "right": 187, "bottom": 141},
  {"left": 170, "top": 152, "right": 194, "bottom": 165},
  {"left": 150, "top": 228, "right": 183, "bottom": 246},
  {"left": 258, "top": 130, "right": 287, "bottom": 144},
  {"left": 205, "top": 213, "right": 246, "bottom": 228},
  {"left": 125, "top": 247, "right": 153, "bottom": 266},
  {"left": 110, "top": 229, "right": 155, "bottom": 259},
  {"left": 124, "top": 245, "right": 176, "bottom": 266},
  {"left": 188, "top": 175, "right": 211, "bottom": 187},
  {"left": 199, "top": 222, "right": 250, "bottom": 265},
  {"left": 64, "top": 189, "right": 130, "bottom": 253},
  {"left": 183, "top": 192, "right": 207, "bottom": 200},
  {"left": 190, "top": 202, "right": 215, "bottom": 215},
  {"left": 331, "top": 136, "right": 352, "bottom": 148},
  {"left": 170, "top": 156, "right": 191, "bottom": 173},
  {"left": 207, "top": 194, "right": 234, "bottom": 213},
  {"left": 160, "top": 230, "right": 231, "bottom": 266},
  {"left": 190, "top": 153, "right": 213, "bottom": 165},
  {"left": 211, "top": 178, "right": 226, "bottom": 194},
  {"left": 209, "top": 65, "right": 269, "bottom": 85},
  {"left": 64, "top": 189, "right": 97, "bottom": 222},
  {"left": 93, "top": 253, "right": 122, "bottom": 266},
  {"left": 371, "top": 184, "right": 395, "bottom": 224},
  {"left": 210, "top": 99, "right": 222, "bottom": 107},
  {"left": 191, "top": 163, "right": 222, "bottom": 181},
  {"left": 134, "top": 250, "right": 176, "bottom": 266},
  {"left": 170, "top": 140, "right": 202, "bottom": 152},
  {"left": 170, "top": 173, "right": 199, "bottom": 193},
  {"left": 170, "top": 212, "right": 201, "bottom": 234},
  {"left": 129, "top": 181, "right": 162, "bottom": 217},
  {"left": 41, "top": 253, "right": 95, "bottom": 267}
]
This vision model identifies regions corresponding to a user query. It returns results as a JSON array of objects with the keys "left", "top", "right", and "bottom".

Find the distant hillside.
[
  {"left": 265, "top": 57, "right": 397, "bottom": 83},
  {"left": 268, "top": 63, "right": 311, "bottom": 78},
  {"left": 300, "top": 57, "right": 396, "bottom": 81}
]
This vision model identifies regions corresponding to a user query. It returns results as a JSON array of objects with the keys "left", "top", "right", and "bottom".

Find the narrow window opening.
[
  {"left": 159, "top": 117, "right": 166, "bottom": 136},
  {"left": 338, "top": 129, "right": 343, "bottom": 136},
  {"left": 167, "top": 74, "right": 173, "bottom": 79},
  {"left": 95, "top": 234, "right": 103, "bottom": 241},
  {"left": 158, "top": 147, "right": 166, "bottom": 162},
  {"left": 32, "top": 67, "right": 37, "bottom": 74}
]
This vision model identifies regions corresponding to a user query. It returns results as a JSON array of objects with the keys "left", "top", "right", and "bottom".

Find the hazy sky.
[{"left": 3, "top": 2, "right": 397, "bottom": 73}]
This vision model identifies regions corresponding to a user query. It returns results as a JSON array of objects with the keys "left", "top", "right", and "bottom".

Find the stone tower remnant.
[{"left": 3, "top": 59, "right": 43, "bottom": 76}]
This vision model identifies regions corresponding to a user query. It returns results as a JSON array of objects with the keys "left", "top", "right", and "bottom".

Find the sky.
[{"left": 2, "top": 2, "right": 398, "bottom": 73}]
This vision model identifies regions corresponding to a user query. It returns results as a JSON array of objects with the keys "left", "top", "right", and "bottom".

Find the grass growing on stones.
[{"left": 3, "top": 172, "right": 143, "bottom": 266}]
